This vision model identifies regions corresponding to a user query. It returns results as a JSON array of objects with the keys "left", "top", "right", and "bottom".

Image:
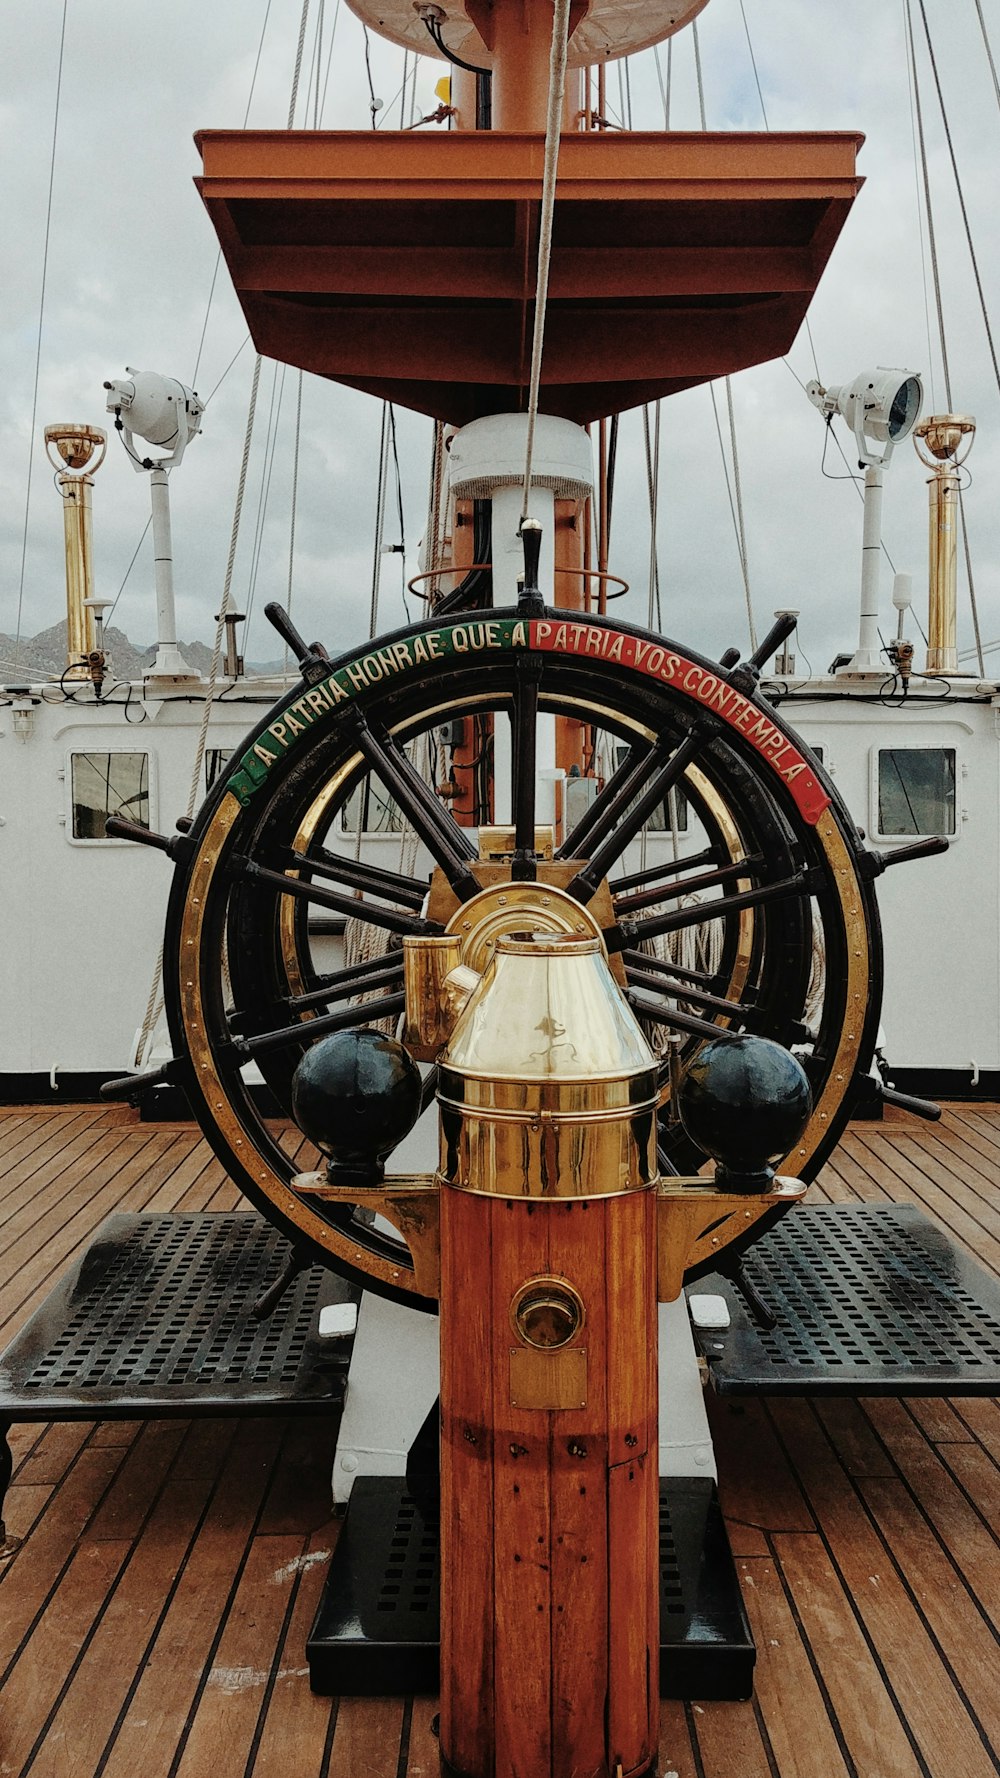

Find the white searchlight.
[
  {"left": 805, "top": 367, "right": 923, "bottom": 674},
  {"left": 104, "top": 368, "right": 205, "bottom": 681},
  {"left": 806, "top": 367, "right": 923, "bottom": 469}
]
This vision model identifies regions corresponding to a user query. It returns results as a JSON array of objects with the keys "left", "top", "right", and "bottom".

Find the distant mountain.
[{"left": 0, "top": 621, "right": 283, "bottom": 684}]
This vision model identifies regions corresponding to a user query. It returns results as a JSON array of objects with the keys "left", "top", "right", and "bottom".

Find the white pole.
[
  {"left": 148, "top": 467, "right": 196, "bottom": 679},
  {"left": 840, "top": 464, "right": 885, "bottom": 673}
]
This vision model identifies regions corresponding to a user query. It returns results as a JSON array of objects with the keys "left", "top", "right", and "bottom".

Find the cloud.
[{"left": 3, "top": 0, "right": 998, "bottom": 678}]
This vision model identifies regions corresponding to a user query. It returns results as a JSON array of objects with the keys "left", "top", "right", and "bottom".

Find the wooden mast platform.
[
  {"left": 194, "top": 129, "right": 862, "bottom": 424},
  {"left": 1, "top": 1099, "right": 998, "bottom": 1777}
]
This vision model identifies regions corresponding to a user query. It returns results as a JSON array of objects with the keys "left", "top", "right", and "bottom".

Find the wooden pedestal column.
[{"left": 439, "top": 1183, "right": 659, "bottom": 1778}]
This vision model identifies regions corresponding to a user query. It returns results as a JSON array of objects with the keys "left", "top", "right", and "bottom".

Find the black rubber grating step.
[
  {"left": 0, "top": 1212, "right": 355, "bottom": 1417},
  {"left": 692, "top": 1204, "right": 1000, "bottom": 1395},
  {"left": 307, "top": 1475, "right": 754, "bottom": 1701}
]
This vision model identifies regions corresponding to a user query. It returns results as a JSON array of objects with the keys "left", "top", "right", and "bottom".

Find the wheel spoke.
[
  {"left": 289, "top": 846, "right": 428, "bottom": 910},
  {"left": 510, "top": 655, "right": 542, "bottom": 881},
  {"left": 610, "top": 846, "right": 719, "bottom": 894},
  {"left": 556, "top": 739, "right": 654, "bottom": 861},
  {"left": 566, "top": 722, "right": 712, "bottom": 902},
  {"left": 229, "top": 992, "right": 408, "bottom": 1062},
  {"left": 352, "top": 713, "right": 481, "bottom": 900},
  {"left": 232, "top": 855, "right": 439, "bottom": 938},
  {"left": 621, "top": 948, "right": 728, "bottom": 991},
  {"left": 613, "top": 855, "right": 762, "bottom": 915},
  {"left": 227, "top": 956, "right": 407, "bottom": 1033},
  {"left": 624, "top": 960, "right": 755, "bottom": 1023},
  {"left": 610, "top": 867, "right": 817, "bottom": 951},
  {"left": 626, "top": 988, "right": 739, "bottom": 1044}
]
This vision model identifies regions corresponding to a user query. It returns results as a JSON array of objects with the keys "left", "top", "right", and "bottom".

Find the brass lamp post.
[
  {"left": 913, "top": 414, "right": 976, "bottom": 676},
  {"left": 44, "top": 423, "right": 107, "bottom": 680}
]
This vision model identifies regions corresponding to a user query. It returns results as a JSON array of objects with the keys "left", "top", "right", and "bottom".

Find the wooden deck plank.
[
  {"left": 97, "top": 1419, "right": 290, "bottom": 1778},
  {"left": 734, "top": 1551, "right": 852, "bottom": 1778},
  {"left": 857, "top": 1476, "right": 1000, "bottom": 1752},
  {"left": 173, "top": 1534, "right": 310, "bottom": 1778},
  {"left": 327, "top": 1697, "right": 406, "bottom": 1778},
  {"left": 22, "top": 1422, "right": 240, "bottom": 1778},
  {"left": 769, "top": 1532, "right": 926, "bottom": 1778},
  {"left": 248, "top": 1529, "right": 339, "bottom": 1778},
  {"left": 768, "top": 1397, "right": 1000, "bottom": 1778},
  {"left": 0, "top": 1102, "right": 997, "bottom": 1778},
  {"left": 860, "top": 1399, "right": 1000, "bottom": 1621}
]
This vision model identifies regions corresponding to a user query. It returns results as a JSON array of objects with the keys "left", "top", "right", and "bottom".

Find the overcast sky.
[{"left": 3, "top": 0, "right": 999, "bottom": 678}]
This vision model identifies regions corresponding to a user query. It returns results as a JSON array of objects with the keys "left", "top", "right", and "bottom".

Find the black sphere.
[
  {"left": 676, "top": 1035, "right": 812, "bottom": 1191},
  {"left": 292, "top": 1030, "right": 422, "bottom": 1183}
]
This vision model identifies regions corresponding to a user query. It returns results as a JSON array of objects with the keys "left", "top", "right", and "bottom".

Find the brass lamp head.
[
  {"left": 44, "top": 423, "right": 108, "bottom": 476},
  {"left": 913, "top": 414, "right": 975, "bottom": 467}
]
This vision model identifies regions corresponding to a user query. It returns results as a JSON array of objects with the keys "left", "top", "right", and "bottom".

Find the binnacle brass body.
[{"left": 435, "top": 933, "right": 660, "bottom": 1199}]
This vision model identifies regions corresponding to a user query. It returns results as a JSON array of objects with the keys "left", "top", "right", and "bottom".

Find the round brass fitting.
[{"left": 510, "top": 1276, "right": 585, "bottom": 1350}]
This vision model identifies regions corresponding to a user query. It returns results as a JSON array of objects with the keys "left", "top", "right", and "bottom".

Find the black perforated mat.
[
  {"left": 0, "top": 1213, "right": 354, "bottom": 1418},
  {"left": 307, "top": 1476, "right": 754, "bottom": 1700},
  {"left": 692, "top": 1204, "right": 1000, "bottom": 1395}
]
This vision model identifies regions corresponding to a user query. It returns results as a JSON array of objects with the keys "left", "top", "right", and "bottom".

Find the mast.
[{"left": 191, "top": 10, "right": 866, "bottom": 1773}]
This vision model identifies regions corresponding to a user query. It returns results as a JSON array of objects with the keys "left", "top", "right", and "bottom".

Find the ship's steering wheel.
[{"left": 155, "top": 602, "right": 882, "bottom": 1306}]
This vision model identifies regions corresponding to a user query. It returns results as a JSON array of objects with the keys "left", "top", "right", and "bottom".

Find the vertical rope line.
[
  {"left": 313, "top": 0, "right": 325, "bottom": 125},
  {"left": 903, "top": 0, "right": 937, "bottom": 409},
  {"left": 520, "top": 0, "right": 573, "bottom": 519},
  {"left": 916, "top": 0, "right": 1000, "bottom": 396},
  {"left": 692, "top": 16, "right": 706, "bottom": 122},
  {"left": 904, "top": 0, "right": 953, "bottom": 408},
  {"left": 288, "top": 0, "right": 311, "bottom": 127},
  {"left": 320, "top": 0, "right": 343, "bottom": 122},
  {"left": 425, "top": 420, "right": 445, "bottom": 601},
  {"left": 973, "top": 0, "right": 1000, "bottom": 112},
  {"left": 193, "top": 0, "right": 273, "bottom": 387},
  {"left": 725, "top": 377, "right": 756, "bottom": 650},
  {"left": 135, "top": 354, "right": 264, "bottom": 1065},
  {"left": 959, "top": 495, "right": 986, "bottom": 677},
  {"left": 695, "top": 19, "right": 756, "bottom": 650},
  {"left": 370, "top": 403, "right": 390, "bottom": 637},
  {"left": 284, "top": 369, "right": 304, "bottom": 675},
  {"left": 13, "top": 0, "right": 68, "bottom": 669},
  {"left": 738, "top": 0, "right": 769, "bottom": 127},
  {"left": 642, "top": 404, "right": 662, "bottom": 632}
]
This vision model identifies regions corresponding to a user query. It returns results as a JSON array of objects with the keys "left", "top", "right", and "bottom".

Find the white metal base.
[{"left": 331, "top": 1290, "right": 716, "bottom": 1505}]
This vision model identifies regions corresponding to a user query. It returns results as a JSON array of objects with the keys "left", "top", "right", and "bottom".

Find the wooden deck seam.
[
  {"left": 0, "top": 1422, "right": 122, "bottom": 1686},
  {"left": 764, "top": 1398, "right": 1000, "bottom": 1778},
  {"left": 135, "top": 1418, "right": 301, "bottom": 1778},
  {"left": 759, "top": 1528, "right": 865, "bottom": 1778}
]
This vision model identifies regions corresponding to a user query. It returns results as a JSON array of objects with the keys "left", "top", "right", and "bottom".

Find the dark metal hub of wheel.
[{"left": 160, "top": 607, "right": 883, "bottom": 1306}]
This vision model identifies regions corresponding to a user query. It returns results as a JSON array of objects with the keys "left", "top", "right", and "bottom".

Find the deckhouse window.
[
  {"left": 70, "top": 752, "right": 150, "bottom": 839},
  {"left": 877, "top": 747, "right": 956, "bottom": 836}
]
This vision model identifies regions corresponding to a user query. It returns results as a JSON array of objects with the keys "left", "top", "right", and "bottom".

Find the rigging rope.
[
  {"left": 370, "top": 402, "right": 390, "bottom": 638},
  {"left": 904, "top": 0, "right": 953, "bottom": 409},
  {"left": 641, "top": 404, "right": 662, "bottom": 632},
  {"left": 135, "top": 1, "right": 311, "bottom": 1067},
  {"left": 135, "top": 354, "right": 264, "bottom": 1065},
  {"left": 916, "top": 0, "right": 1000, "bottom": 399},
  {"left": 284, "top": 370, "right": 304, "bottom": 676},
  {"left": 693, "top": 19, "right": 757, "bottom": 652},
  {"left": 520, "top": 0, "right": 573, "bottom": 520},
  {"left": 907, "top": 0, "right": 987, "bottom": 676},
  {"left": 974, "top": 0, "right": 1000, "bottom": 113},
  {"left": 13, "top": 0, "right": 68, "bottom": 671}
]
